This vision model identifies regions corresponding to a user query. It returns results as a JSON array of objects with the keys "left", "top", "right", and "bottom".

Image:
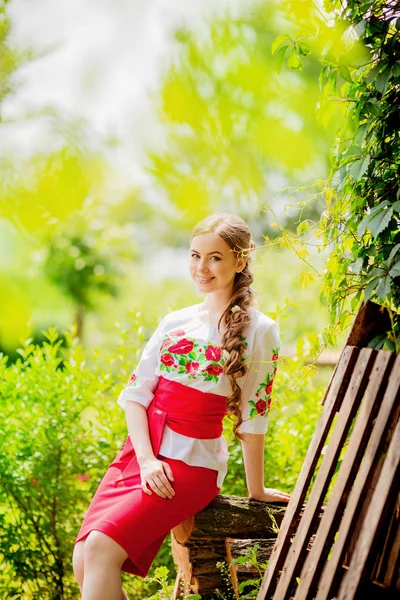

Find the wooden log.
[
  {"left": 226, "top": 537, "right": 276, "bottom": 599},
  {"left": 226, "top": 537, "right": 275, "bottom": 572},
  {"left": 345, "top": 300, "right": 391, "bottom": 348},
  {"left": 172, "top": 494, "right": 287, "bottom": 545}
]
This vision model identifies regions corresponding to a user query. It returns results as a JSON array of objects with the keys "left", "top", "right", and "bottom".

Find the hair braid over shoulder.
[{"left": 191, "top": 213, "right": 257, "bottom": 441}]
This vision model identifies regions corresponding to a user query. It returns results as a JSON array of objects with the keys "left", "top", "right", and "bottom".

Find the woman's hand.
[
  {"left": 250, "top": 487, "right": 291, "bottom": 503},
  {"left": 139, "top": 458, "right": 175, "bottom": 499}
]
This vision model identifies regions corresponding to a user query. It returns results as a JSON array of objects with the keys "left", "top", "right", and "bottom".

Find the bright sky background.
[{"left": 3, "top": 0, "right": 249, "bottom": 186}]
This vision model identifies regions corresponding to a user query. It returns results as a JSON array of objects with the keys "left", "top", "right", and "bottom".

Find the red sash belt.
[{"left": 114, "top": 375, "right": 227, "bottom": 483}]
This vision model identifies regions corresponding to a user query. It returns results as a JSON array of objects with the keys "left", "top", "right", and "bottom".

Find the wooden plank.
[
  {"left": 271, "top": 348, "right": 376, "bottom": 600},
  {"left": 315, "top": 353, "right": 400, "bottom": 599},
  {"left": 258, "top": 346, "right": 359, "bottom": 599},
  {"left": 294, "top": 351, "right": 394, "bottom": 599},
  {"left": 373, "top": 493, "right": 400, "bottom": 587},
  {"left": 337, "top": 416, "right": 400, "bottom": 599},
  {"left": 382, "top": 501, "right": 400, "bottom": 589}
]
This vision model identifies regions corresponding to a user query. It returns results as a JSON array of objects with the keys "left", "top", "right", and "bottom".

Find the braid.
[{"left": 191, "top": 213, "right": 257, "bottom": 441}]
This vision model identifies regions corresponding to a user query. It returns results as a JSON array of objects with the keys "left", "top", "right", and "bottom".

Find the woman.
[{"left": 72, "top": 213, "right": 290, "bottom": 600}]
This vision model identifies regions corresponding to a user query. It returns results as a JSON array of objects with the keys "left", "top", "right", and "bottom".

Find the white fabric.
[{"left": 117, "top": 303, "right": 280, "bottom": 488}]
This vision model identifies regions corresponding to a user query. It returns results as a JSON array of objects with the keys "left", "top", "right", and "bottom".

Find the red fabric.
[
  {"left": 114, "top": 376, "right": 227, "bottom": 483},
  {"left": 74, "top": 377, "right": 226, "bottom": 577}
]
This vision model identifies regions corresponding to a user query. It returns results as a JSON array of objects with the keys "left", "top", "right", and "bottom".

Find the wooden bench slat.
[
  {"left": 271, "top": 348, "right": 376, "bottom": 599},
  {"left": 315, "top": 353, "right": 400, "bottom": 599},
  {"left": 294, "top": 350, "right": 395, "bottom": 599},
  {"left": 258, "top": 346, "right": 360, "bottom": 598},
  {"left": 337, "top": 416, "right": 400, "bottom": 599}
]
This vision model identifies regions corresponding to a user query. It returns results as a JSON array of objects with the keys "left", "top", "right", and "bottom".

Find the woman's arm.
[
  {"left": 125, "top": 393, "right": 175, "bottom": 500},
  {"left": 241, "top": 432, "right": 290, "bottom": 503}
]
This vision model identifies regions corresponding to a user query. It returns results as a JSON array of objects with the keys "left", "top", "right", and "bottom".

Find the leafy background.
[{"left": 1, "top": 0, "right": 399, "bottom": 597}]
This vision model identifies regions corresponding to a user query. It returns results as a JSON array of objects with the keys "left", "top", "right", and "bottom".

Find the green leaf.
[
  {"left": 343, "top": 145, "right": 362, "bottom": 158},
  {"left": 271, "top": 34, "right": 291, "bottom": 56},
  {"left": 348, "top": 154, "right": 370, "bottom": 181},
  {"left": 238, "top": 579, "right": 261, "bottom": 593},
  {"left": 375, "top": 276, "right": 391, "bottom": 300},
  {"left": 298, "top": 42, "right": 311, "bottom": 56},
  {"left": 349, "top": 258, "right": 363, "bottom": 274},
  {"left": 331, "top": 165, "right": 348, "bottom": 190},
  {"left": 363, "top": 277, "right": 379, "bottom": 302},
  {"left": 287, "top": 47, "right": 302, "bottom": 70},
  {"left": 389, "top": 260, "right": 400, "bottom": 278},
  {"left": 368, "top": 206, "right": 393, "bottom": 238},
  {"left": 357, "top": 202, "right": 393, "bottom": 237},
  {"left": 387, "top": 244, "right": 400, "bottom": 266},
  {"left": 339, "top": 65, "right": 352, "bottom": 83},
  {"left": 274, "top": 44, "right": 290, "bottom": 74},
  {"left": 375, "top": 67, "right": 391, "bottom": 94}
]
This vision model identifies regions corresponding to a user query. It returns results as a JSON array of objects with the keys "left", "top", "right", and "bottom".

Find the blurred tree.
[
  {"left": 147, "top": 1, "right": 341, "bottom": 238},
  {"left": 40, "top": 204, "right": 138, "bottom": 342}
]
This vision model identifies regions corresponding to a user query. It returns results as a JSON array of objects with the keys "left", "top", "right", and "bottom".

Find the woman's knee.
[
  {"left": 72, "top": 540, "right": 85, "bottom": 589},
  {"left": 84, "top": 530, "right": 128, "bottom": 567}
]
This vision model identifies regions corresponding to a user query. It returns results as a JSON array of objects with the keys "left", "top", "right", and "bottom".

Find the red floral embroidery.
[
  {"left": 160, "top": 337, "right": 172, "bottom": 351},
  {"left": 255, "top": 399, "right": 267, "bottom": 416},
  {"left": 170, "top": 329, "right": 186, "bottom": 337},
  {"left": 203, "top": 364, "right": 223, "bottom": 376},
  {"left": 248, "top": 346, "right": 280, "bottom": 420},
  {"left": 168, "top": 338, "right": 195, "bottom": 354},
  {"left": 205, "top": 345, "right": 222, "bottom": 361},
  {"left": 186, "top": 361, "right": 200, "bottom": 375},
  {"left": 128, "top": 373, "right": 137, "bottom": 384},
  {"left": 159, "top": 332, "right": 231, "bottom": 382},
  {"left": 161, "top": 354, "right": 175, "bottom": 367}
]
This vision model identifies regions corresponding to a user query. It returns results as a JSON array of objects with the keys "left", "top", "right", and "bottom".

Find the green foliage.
[
  {"left": 269, "top": 0, "right": 400, "bottom": 351},
  {"left": 148, "top": 4, "right": 336, "bottom": 230},
  {"left": 0, "top": 146, "right": 103, "bottom": 233},
  {"left": 0, "top": 324, "right": 178, "bottom": 599},
  {"left": 0, "top": 329, "right": 119, "bottom": 598},
  {"left": 320, "top": 0, "right": 400, "bottom": 351}
]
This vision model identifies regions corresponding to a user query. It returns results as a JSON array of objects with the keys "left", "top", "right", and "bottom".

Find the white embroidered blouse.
[{"left": 117, "top": 302, "right": 280, "bottom": 488}]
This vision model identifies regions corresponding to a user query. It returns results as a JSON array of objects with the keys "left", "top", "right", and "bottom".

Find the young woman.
[{"left": 72, "top": 213, "right": 290, "bottom": 600}]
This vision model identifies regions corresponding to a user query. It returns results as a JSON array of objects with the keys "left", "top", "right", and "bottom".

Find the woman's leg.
[
  {"left": 73, "top": 538, "right": 130, "bottom": 599},
  {"left": 77, "top": 530, "right": 129, "bottom": 600}
]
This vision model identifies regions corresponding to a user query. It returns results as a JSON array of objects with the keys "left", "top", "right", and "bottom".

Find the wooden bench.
[{"left": 170, "top": 301, "right": 400, "bottom": 599}]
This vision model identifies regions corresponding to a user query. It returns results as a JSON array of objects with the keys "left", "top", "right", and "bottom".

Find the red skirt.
[{"left": 74, "top": 446, "right": 220, "bottom": 577}]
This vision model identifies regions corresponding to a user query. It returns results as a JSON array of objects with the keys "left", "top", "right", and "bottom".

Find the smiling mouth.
[{"left": 197, "top": 277, "right": 214, "bottom": 283}]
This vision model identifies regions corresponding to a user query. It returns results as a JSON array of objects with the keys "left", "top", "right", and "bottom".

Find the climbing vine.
[{"left": 270, "top": 0, "right": 400, "bottom": 352}]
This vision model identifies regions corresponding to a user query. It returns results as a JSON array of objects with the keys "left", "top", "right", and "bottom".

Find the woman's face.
[{"left": 189, "top": 232, "right": 246, "bottom": 296}]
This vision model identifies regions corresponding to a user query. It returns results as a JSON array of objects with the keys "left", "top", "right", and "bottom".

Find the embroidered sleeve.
[
  {"left": 117, "top": 317, "right": 165, "bottom": 410},
  {"left": 238, "top": 321, "right": 280, "bottom": 435}
]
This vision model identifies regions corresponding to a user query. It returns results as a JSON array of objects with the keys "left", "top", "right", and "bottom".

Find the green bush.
[{"left": 0, "top": 327, "right": 175, "bottom": 599}]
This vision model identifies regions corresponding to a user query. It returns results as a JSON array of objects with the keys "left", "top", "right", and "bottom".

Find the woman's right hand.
[{"left": 139, "top": 458, "right": 175, "bottom": 499}]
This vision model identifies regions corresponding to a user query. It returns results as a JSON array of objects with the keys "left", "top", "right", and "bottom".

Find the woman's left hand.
[{"left": 250, "top": 487, "right": 291, "bottom": 503}]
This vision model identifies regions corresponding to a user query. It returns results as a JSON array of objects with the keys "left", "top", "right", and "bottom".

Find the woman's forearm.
[
  {"left": 125, "top": 401, "right": 155, "bottom": 466},
  {"left": 240, "top": 433, "right": 265, "bottom": 496}
]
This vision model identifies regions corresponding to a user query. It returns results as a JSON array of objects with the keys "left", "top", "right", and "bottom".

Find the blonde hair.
[{"left": 191, "top": 213, "right": 256, "bottom": 440}]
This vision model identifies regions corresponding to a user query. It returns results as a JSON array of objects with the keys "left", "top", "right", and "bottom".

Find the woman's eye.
[{"left": 190, "top": 254, "right": 220, "bottom": 261}]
